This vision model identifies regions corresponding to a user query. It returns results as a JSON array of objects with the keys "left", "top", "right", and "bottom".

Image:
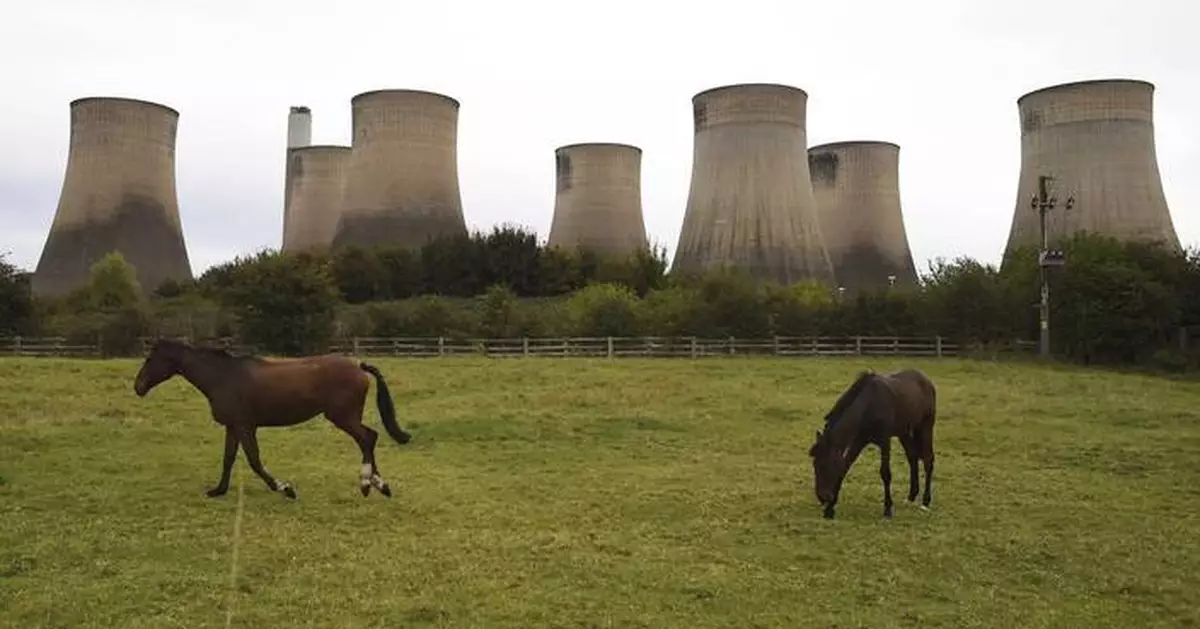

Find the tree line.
[{"left": 2, "top": 224, "right": 1199, "bottom": 371}]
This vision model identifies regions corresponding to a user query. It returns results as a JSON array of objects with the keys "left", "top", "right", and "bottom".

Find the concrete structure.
[
  {"left": 332, "top": 89, "right": 466, "bottom": 250},
  {"left": 282, "top": 106, "right": 313, "bottom": 245},
  {"left": 1005, "top": 78, "right": 1179, "bottom": 257},
  {"left": 547, "top": 143, "right": 648, "bottom": 255},
  {"left": 282, "top": 145, "right": 351, "bottom": 253},
  {"left": 808, "top": 141, "right": 918, "bottom": 292},
  {"left": 32, "top": 97, "right": 192, "bottom": 297},
  {"left": 672, "top": 83, "right": 834, "bottom": 286}
]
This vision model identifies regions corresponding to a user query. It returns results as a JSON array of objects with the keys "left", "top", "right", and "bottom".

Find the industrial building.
[
  {"left": 547, "top": 143, "right": 648, "bottom": 256},
  {"left": 32, "top": 96, "right": 193, "bottom": 297},
  {"left": 1005, "top": 78, "right": 1180, "bottom": 257},
  {"left": 281, "top": 145, "right": 351, "bottom": 253},
  {"left": 332, "top": 89, "right": 467, "bottom": 250},
  {"left": 672, "top": 83, "right": 834, "bottom": 286},
  {"left": 808, "top": 141, "right": 919, "bottom": 292},
  {"left": 282, "top": 106, "right": 313, "bottom": 246}
]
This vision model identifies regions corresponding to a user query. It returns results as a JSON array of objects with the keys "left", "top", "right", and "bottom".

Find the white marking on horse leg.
[
  {"left": 918, "top": 504, "right": 930, "bottom": 511},
  {"left": 370, "top": 473, "right": 387, "bottom": 490},
  {"left": 274, "top": 480, "right": 290, "bottom": 493},
  {"left": 360, "top": 463, "right": 372, "bottom": 488}
]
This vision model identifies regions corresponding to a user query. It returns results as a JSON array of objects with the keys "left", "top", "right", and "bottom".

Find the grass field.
[{"left": 1, "top": 356, "right": 1198, "bottom": 628}]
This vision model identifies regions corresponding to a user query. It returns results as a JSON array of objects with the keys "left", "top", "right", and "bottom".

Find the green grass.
[{"left": 1, "top": 356, "right": 1198, "bottom": 628}]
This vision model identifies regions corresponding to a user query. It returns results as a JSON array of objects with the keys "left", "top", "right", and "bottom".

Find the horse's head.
[
  {"left": 808, "top": 430, "right": 848, "bottom": 508},
  {"left": 134, "top": 338, "right": 188, "bottom": 397}
]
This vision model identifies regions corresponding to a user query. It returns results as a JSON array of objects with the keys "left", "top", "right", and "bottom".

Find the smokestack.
[
  {"left": 808, "top": 141, "right": 918, "bottom": 292},
  {"left": 547, "top": 143, "right": 648, "bottom": 256},
  {"left": 282, "top": 105, "right": 313, "bottom": 245},
  {"left": 32, "top": 96, "right": 193, "bottom": 297},
  {"left": 332, "top": 89, "right": 467, "bottom": 250},
  {"left": 1005, "top": 79, "right": 1180, "bottom": 257},
  {"left": 282, "top": 145, "right": 351, "bottom": 254},
  {"left": 672, "top": 83, "right": 834, "bottom": 286}
]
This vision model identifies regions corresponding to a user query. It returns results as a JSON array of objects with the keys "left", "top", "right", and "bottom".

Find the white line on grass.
[{"left": 224, "top": 478, "right": 246, "bottom": 629}]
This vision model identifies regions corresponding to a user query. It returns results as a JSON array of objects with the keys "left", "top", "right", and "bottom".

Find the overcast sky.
[{"left": 1, "top": 0, "right": 1196, "bottom": 277}]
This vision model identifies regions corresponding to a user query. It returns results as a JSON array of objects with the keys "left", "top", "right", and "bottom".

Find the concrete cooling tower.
[
  {"left": 672, "top": 83, "right": 834, "bottom": 286},
  {"left": 547, "top": 143, "right": 648, "bottom": 256},
  {"left": 1005, "top": 78, "right": 1179, "bottom": 257},
  {"left": 282, "top": 105, "right": 313, "bottom": 245},
  {"left": 808, "top": 141, "right": 918, "bottom": 292},
  {"left": 32, "top": 96, "right": 192, "bottom": 297},
  {"left": 332, "top": 89, "right": 467, "bottom": 250},
  {"left": 281, "top": 145, "right": 351, "bottom": 254}
]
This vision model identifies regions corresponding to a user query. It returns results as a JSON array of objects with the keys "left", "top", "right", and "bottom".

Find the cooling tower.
[
  {"left": 547, "top": 143, "right": 648, "bottom": 256},
  {"left": 282, "top": 106, "right": 313, "bottom": 244},
  {"left": 1005, "top": 79, "right": 1179, "bottom": 257},
  {"left": 32, "top": 96, "right": 192, "bottom": 297},
  {"left": 808, "top": 141, "right": 918, "bottom": 292},
  {"left": 281, "top": 145, "right": 350, "bottom": 254},
  {"left": 672, "top": 83, "right": 834, "bottom": 286},
  {"left": 332, "top": 89, "right": 466, "bottom": 250}
]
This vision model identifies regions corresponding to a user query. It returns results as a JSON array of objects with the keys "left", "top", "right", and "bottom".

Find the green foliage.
[
  {"left": 211, "top": 249, "right": 340, "bottom": 355},
  {"left": 13, "top": 227, "right": 1200, "bottom": 370},
  {"left": 0, "top": 253, "right": 34, "bottom": 335}
]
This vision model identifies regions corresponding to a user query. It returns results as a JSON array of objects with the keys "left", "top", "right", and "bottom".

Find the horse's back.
[{"left": 883, "top": 368, "right": 936, "bottom": 421}]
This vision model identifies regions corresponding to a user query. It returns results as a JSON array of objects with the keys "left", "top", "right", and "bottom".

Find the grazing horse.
[
  {"left": 808, "top": 368, "right": 937, "bottom": 520},
  {"left": 132, "top": 338, "right": 413, "bottom": 500}
]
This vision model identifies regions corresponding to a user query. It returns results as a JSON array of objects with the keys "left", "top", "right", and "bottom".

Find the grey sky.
[{"left": 1, "top": 0, "right": 1196, "bottom": 277}]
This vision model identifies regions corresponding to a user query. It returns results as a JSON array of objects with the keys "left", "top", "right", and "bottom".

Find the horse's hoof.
[
  {"left": 206, "top": 487, "right": 228, "bottom": 498},
  {"left": 283, "top": 486, "right": 297, "bottom": 500},
  {"left": 919, "top": 504, "right": 931, "bottom": 512},
  {"left": 378, "top": 484, "right": 392, "bottom": 498},
  {"left": 360, "top": 484, "right": 371, "bottom": 497}
]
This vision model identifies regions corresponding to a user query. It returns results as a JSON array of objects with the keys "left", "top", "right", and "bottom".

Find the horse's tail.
[{"left": 359, "top": 362, "right": 412, "bottom": 445}]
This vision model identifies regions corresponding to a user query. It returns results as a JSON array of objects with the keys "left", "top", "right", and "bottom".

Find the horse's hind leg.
[
  {"left": 878, "top": 439, "right": 895, "bottom": 519},
  {"left": 238, "top": 426, "right": 296, "bottom": 499},
  {"left": 917, "top": 416, "right": 936, "bottom": 510},
  {"left": 329, "top": 412, "right": 392, "bottom": 499},
  {"left": 898, "top": 432, "right": 920, "bottom": 503}
]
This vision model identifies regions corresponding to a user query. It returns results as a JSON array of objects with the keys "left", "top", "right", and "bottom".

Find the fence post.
[
  {"left": 728, "top": 336, "right": 735, "bottom": 356},
  {"left": 935, "top": 336, "right": 943, "bottom": 357},
  {"left": 855, "top": 337, "right": 862, "bottom": 355},
  {"left": 352, "top": 337, "right": 361, "bottom": 355},
  {"left": 438, "top": 336, "right": 445, "bottom": 357},
  {"left": 690, "top": 337, "right": 698, "bottom": 359},
  {"left": 772, "top": 336, "right": 780, "bottom": 356},
  {"left": 13, "top": 336, "right": 20, "bottom": 356},
  {"left": 607, "top": 336, "right": 614, "bottom": 359},
  {"left": 523, "top": 337, "right": 529, "bottom": 356},
  {"left": 892, "top": 338, "right": 899, "bottom": 354}
]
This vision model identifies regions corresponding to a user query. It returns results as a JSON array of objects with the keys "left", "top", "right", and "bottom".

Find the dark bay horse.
[
  {"left": 808, "top": 368, "right": 937, "bottom": 520},
  {"left": 133, "top": 338, "right": 413, "bottom": 500}
]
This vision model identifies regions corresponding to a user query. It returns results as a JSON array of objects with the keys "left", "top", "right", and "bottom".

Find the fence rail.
[{"left": 0, "top": 335, "right": 1011, "bottom": 359}]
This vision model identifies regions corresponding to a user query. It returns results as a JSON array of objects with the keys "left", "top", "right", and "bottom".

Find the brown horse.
[
  {"left": 808, "top": 368, "right": 937, "bottom": 520},
  {"left": 133, "top": 338, "right": 412, "bottom": 500}
]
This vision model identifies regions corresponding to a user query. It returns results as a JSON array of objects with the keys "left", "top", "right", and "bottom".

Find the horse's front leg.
[
  {"left": 879, "top": 439, "right": 894, "bottom": 519},
  {"left": 207, "top": 426, "right": 239, "bottom": 497},
  {"left": 238, "top": 425, "right": 296, "bottom": 499}
]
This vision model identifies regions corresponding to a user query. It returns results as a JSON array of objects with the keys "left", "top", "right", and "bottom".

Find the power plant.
[
  {"left": 1005, "top": 78, "right": 1180, "bottom": 257},
  {"left": 32, "top": 96, "right": 193, "bottom": 297},
  {"left": 281, "top": 145, "right": 351, "bottom": 254},
  {"left": 808, "top": 141, "right": 918, "bottom": 292},
  {"left": 672, "top": 83, "right": 834, "bottom": 286},
  {"left": 332, "top": 89, "right": 467, "bottom": 250},
  {"left": 547, "top": 143, "right": 648, "bottom": 255},
  {"left": 282, "top": 106, "right": 313, "bottom": 246}
]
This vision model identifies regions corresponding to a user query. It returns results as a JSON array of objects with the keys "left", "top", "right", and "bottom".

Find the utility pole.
[{"left": 1030, "top": 175, "right": 1073, "bottom": 358}]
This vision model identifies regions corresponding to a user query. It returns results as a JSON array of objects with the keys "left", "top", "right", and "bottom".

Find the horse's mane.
[
  {"left": 157, "top": 338, "right": 263, "bottom": 364},
  {"left": 822, "top": 370, "right": 876, "bottom": 430}
]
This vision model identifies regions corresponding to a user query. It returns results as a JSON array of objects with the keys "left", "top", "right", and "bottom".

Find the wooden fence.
[{"left": 0, "top": 335, "right": 999, "bottom": 359}]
